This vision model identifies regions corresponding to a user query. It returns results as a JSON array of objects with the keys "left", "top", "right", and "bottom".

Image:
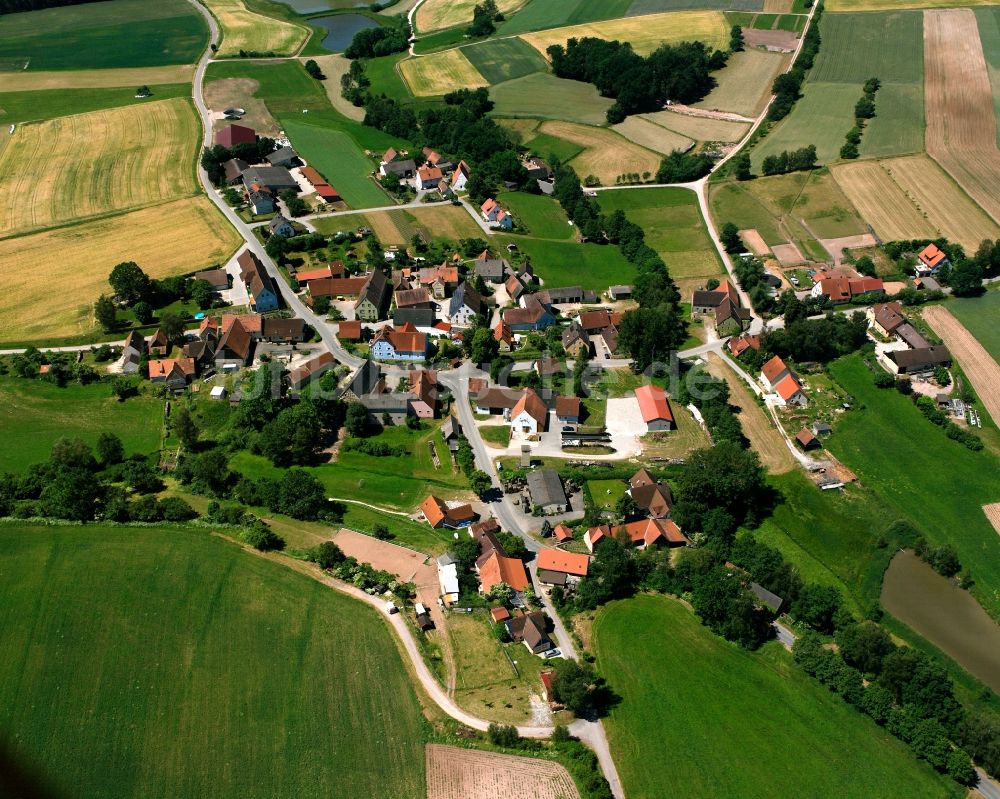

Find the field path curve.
[{"left": 923, "top": 304, "right": 1000, "bottom": 427}]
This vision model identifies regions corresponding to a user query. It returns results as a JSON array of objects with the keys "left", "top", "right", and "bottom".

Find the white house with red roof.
[
  {"left": 760, "top": 355, "right": 807, "bottom": 406},
  {"left": 916, "top": 243, "right": 949, "bottom": 276},
  {"left": 451, "top": 160, "right": 470, "bottom": 192}
]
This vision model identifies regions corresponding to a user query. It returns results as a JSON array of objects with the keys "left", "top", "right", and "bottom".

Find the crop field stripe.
[
  {"left": 0, "top": 198, "right": 242, "bottom": 344},
  {"left": 612, "top": 116, "right": 694, "bottom": 156},
  {"left": 519, "top": 10, "right": 730, "bottom": 58},
  {"left": 694, "top": 49, "right": 787, "bottom": 118},
  {"left": 538, "top": 120, "right": 661, "bottom": 185},
  {"left": 0, "top": 65, "right": 195, "bottom": 92},
  {"left": 399, "top": 50, "right": 488, "bottom": 97},
  {"left": 0, "top": 98, "right": 200, "bottom": 238},
  {"left": 923, "top": 305, "right": 1000, "bottom": 429},
  {"left": 924, "top": 8, "right": 1000, "bottom": 227},
  {"left": 827, "top": 0, "right": 999, "bottom": 12},
  {"left": 426, "top": 744, "right": 579, "bottom": 799},
  {"left": 462, "top": 37, "right": 548, "bottom": 85},
  {"left": 830, "top": 160, "right": 935, "bottom": 242},
  {"left": 205, "top": 0, "right": 309, "bottom": 57},
  {"left": 639, "top": 109, "right": 749, "bottom": 142}
]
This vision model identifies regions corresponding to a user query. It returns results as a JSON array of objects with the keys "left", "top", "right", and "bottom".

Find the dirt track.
[
  {"left": 924, "top": 9, "right": 1000, "bottom": 225},
  {"left": 923, "top": 305, "right": 1000, "bottom": 427},
  {"left": 426, "top": 744, "right": 580, "bottom": 799}
]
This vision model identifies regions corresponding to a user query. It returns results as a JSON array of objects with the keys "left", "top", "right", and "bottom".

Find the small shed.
[
  {"left": 795, "top": 428, "right": 819, "bottom": 450},
  {"left": 811, "top": 422, "right": 832, "bottom": 437},
  {"left": 209, "top": 386, "right": 226, "bottom": 400}
]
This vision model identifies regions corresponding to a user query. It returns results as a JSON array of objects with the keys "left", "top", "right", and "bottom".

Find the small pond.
[
  {"left": 881, "top": 549, "right": 1000, "bottom": 693},
  {"left": 311, "top": 14, "right": 379, "bottom": 52}
]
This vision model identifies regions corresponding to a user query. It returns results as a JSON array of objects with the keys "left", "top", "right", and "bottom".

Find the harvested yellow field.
[
  {"left": 521, "top": 11, "right": 729, "bottom": 58},
  {"left": 0, "top": 65, "right": 194, "bottom": 92},
  {"left": 612, "top": 116, "right": 693, "bottom": 156},
  {"left": 0, "top": 198, "right": 242, "bottom": 343},
  {"left": 0, "top": 98, "right": 200, "bottom": 239},
  {"left": 983, "top": 503, "right": 1000, "bottom": 536},
  {"left": 416, "top": 0, "right": 526, "bottom": 33},
  {"left": 539, "top": 120, "right": 661, "bottom": 185},
  {"left": 205, "top": 0, "right": 308, "bottom": 57},
  {"left": 364, "top": 212, "right": 410, "bottom": 246},
  {"left": 400, "top": 50, "right": 487, "bottom": 97},
  {"left": 695, "top": 49, "right": 788, "bottom": 118},
  {"left": 305, "top": 55, "right": 364, "bottom": 122},
  {"left": 924, "top": 9, "right": 1000, "bottom": 226},
  {"left": 426, "top": 744, "right": 580, "bottom": 799},
  {"left": 497, "top": 117, "right": 540, "bottom": 143},
  {"left": 408, "top": 204, "right": 484, "bottom": 239},
  {"left": 831, "top": 160, "right": 938, "bottom": 243},
  {"left": 640, "top": 110, "right": 749, "bottom": 143}
]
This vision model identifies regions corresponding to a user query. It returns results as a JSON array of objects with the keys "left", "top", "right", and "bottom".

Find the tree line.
[
  {"left": 547, "top": 36, "right": 726, "bottom": 123},
  {"left": 768, "top": 1, "right": 823, "bottom": 121},
  {"left": 344, "top": 17, "right": 410, "bottom": 59},
  {"left": 0, "top": 0, "right": 99, "bottom": 12}
]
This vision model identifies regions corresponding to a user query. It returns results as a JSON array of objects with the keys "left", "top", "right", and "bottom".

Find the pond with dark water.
[
  {"left": 311, "top": 14, "right": 379, "bottom": 52},
  {"left": 881, "top": 549, "right": 1000, "bottom": 693}
]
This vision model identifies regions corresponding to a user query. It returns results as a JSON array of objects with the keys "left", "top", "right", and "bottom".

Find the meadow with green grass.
[
  {"left": 597, "top": 188, "right": 722, "bottom": 281},
  {"left": 490, "top": 73, "right": 615, "bottom": 126},
  {"left": 497, "top": 191, "right": 574, "bottom": 239},
  {"left": 0, "top": 379, "right": 163, "bottom": 474},
  {"left": 0, "top": 525, "right": 425, "bottom": 798},
  {"left": 0, "top": 0, "right": 206, "bottom": 70},
  {"left": 522, "top": 129, "right": 586, "bottom": 163},
  {"left": 0, "top": 84, "right": 192, "bottom": 126},
  {"left": 826, "top": 356, "right": 1000, "bottom": 620},
  {"left": 949, "top": 290, "right": 1000, "bottom": 360},
  {"left": 463, "top": 37, "right": 548, "bottom": 85},
  {"left": 231, "top": 419, "right": 470, "bottom": 511},
  {"left": 495, "top": 236, "right": 635, "bottom": 291},
  {"left": 594, "top": 595, "right": 958, "bottom": 799}
]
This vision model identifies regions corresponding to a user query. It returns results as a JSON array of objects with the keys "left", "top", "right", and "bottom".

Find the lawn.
[
  {"left": 479, "top": 425, "right": 512, "bottom": 447},
  {"left": 0, "top": 0, "right": 207, "bottom": 70},
  {"left": 463, "top": 37, "right": 548, "bottom": 85},
  {"left": 0, "top": 379, "right": 163, "bottom": 474},
  {"left": 949, "top": 289, "right": 1000, "bottom": 361},
  {"left": 0, "top": 198, "right": 242, "bottom": 345},
  {"left": 231, "top": 419, "right": 470, "bottom": 511},
  {"left": 490, "top": 73, "right": 615, "bottom": 126},
  {"left": 0, "top": 84, "right": 192, "bottom": 126},
  {"left": 597, "top": 187, "right": 722, "bottom": 281},
  {"left": 0, "top": 98, "right": 199, "bottom": 238},
  {"left": 313, "top": 204, "right": 483, "bottom": 243},
  {"left": 494, "top": 236, "right": 635, "bottom": 292},
  {"left": 497, "top": 191, "right": 574, "bottom": 240},
  {"left": 523, "top": 129, "right": 586, "bottom": 163},
  {"left": 278, "top": 119, "right": 393, "bottom": 207},
  {"left": 826, "top": 356, "right": 1000, "bottom": 620},
  {"left": 0, "top": 525, "right": 425, "bottom": 798},
  {"left": 593, "top": 595, "right": 959, "bottom": 799},
  {"left": 588, "top": 478, "right": 627, "bottom": 510},
  {"left": 448, "top": 611, "right": 547, "bottom": 724}
]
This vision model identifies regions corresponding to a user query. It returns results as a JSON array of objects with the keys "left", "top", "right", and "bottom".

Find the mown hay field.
[
  {"left": 426, "top": 745, "right": 579, "bottom": 799},
  {"left": 205, "top": 0, "right": 309, "bottom": 57},
  {"left": 831, "top": 155, "right": 1000, "bottom": 250},
  {"left": 694, "top": 49, "right": 787, "bottom": 118},
  {"left": 314, "top": 205, "right": 483, "bottom": 246},
  {"left": 0, "top": 64, "right": 194, "bottom": 91},
  {"left": 462, "top": 37, "right": 548, "bottom": 84},
  {"left": 594, "top": 595, "right": 958, "bottom": 799},
  {"left": 490, "top": 72, "right": 614, "bottom": 125},
  {"left": 612, "top": 116, "right": 693, "bottom": 156},
  {"left": 827, "top": 0, "right": 996, "bottom": 11},
  {"left": 0, "top": 198, "right": 242, "bottom": 343},
  {"left": 305, "top": 55, "right": 365, "bottom": 121},
  {"left": 924, "top": 8, "right": 1000, "bottom": 226},
  {"left": 0, "top": 98, "right": 199, "bottom": 238},
  {"left": 520, "top": 10, "right": 729, "bottom": 57},
  {"left": 0, "top": 0, "right": 206, "bottom": 70},
  {"left": 538, "top": 120, "right": 661, "bottom": 185},
  {"left": 640, "top": 109, "right": 749, "bottom": 142},
  {"left": 400, "top": 50, "right": 488, "bottom": 97},
  {"left": 0, "top": 526, "right": 426, "bottom": 799},
  {"left": 416, "top": 0, "right": 527, "bottom": 32}
]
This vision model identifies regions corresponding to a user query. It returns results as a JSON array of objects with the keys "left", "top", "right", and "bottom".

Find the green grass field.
[
  {"left": 0, "top": 525, "right": 425, "bottom": 798},
  {"left": 976, "top": 7, "right": 1000, "bottom": 149},
  {"left": 949, "top": 290, "right": 1000, "bottom": 361},
  {"left": 0, "top": 0, "right": 206, "bottom": 70},
  {"left": 827, "top": 356, "right": 1000, "bottom": 620},
  {"left": 490, "top": 73, "right": 614, "bottom": 126},
  {"left": 231, "top": 419, "right": 469, "bottom": 511},
  {"left": 496, "top": 236, "right": 635, "bottom": 292},
  {"left": 279, "top": 119, "right": 392, "bottom": 207},
  {"left": 588, "top": 478, "right": 627, "bottom": 510},
  {"left": 594, "top": 595, "right": 963, "bottom": 799},
  {"left": 0, "top": 84, "right": 192, "bottom": 126},
  {"left": 523, "top": 129, "right": 586, "bottom": 162},
  {"left": 751, "top": 83, "right": 859, "bottom": 170},
  {"left": 501, "top": 0, "right": 760, "bottom": 34},
  {"left": 497, "top": 191, "right": 574, "bottom": 239},
  {"left": 594, "top": 595, "right": 957, "bottom": 799},
  {"left": 0, "top": 379, "right": 163, "bottom": 474},
  {"left": 597, "top": 187, "right": 722, "bottom": 280},
  {"left": 463, "top": 37, "right": 548, "bottom": 84}
]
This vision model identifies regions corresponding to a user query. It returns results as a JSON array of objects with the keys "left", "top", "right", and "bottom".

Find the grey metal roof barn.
[{"left": 526, "top": 469, "right": 567, "bottom": 511}]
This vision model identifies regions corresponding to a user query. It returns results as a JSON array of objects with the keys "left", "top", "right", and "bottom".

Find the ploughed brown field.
[{"left": 425, "top": 744, "right": 580, "bottom": 799}]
